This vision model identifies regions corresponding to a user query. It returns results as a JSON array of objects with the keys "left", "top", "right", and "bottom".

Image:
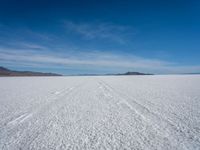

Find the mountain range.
[
  {"left": 0, "top": 66, "right": 154, "bottom": 76},
  {"left": 0, "top": 66, "right": 62, "bottom": 76}
]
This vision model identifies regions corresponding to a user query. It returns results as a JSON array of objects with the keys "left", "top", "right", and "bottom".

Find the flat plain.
[{"left": 0, "top": 75, "right": 200, "bottom": 150}]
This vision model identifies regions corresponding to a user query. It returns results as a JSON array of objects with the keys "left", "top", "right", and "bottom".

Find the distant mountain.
[
  {"left": 0, "top": 66, "right": 62, "bottom": 76},
  {"left": 0, "top": 67, "right": 153, "bottom": 76},
  {"left": 116, "top": 71, "right": 153, "bottom": 75},
  {"left": 76, "top": 72, "right": 154, "bottom": 76}
]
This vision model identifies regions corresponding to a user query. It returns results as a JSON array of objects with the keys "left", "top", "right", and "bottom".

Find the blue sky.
[{"left": 0, "top": 0, "right": 200, "bottom": 74}]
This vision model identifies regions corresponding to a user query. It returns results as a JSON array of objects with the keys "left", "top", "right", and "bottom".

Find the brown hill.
[{"left": 0, "top": 66, "right": 62, "bottom": 76}]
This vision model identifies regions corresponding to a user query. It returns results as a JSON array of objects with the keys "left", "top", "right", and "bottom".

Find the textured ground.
[{"left": 0, "top": 75, "right": 200, "bottom": 150}]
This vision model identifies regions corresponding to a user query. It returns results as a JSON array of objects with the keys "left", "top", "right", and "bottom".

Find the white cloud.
[
  {"left": 1, "top": 46, "right": 200, "bottom": 74},
  {"left": 0, "top": 48, "right": 164, "bottom": 67},
  {"left": 64, "top": 21, "right": 136, "bottom": 44}
]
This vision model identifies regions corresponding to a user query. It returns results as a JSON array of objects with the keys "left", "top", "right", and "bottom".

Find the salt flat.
[{"left": 0, "top": 75, "right": 200, "bottom": 150}]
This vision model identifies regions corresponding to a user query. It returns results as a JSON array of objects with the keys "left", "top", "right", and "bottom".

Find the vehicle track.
[
  {"left": 98, "top": 80, "right": 200, "bottom": 150},
  {"left": 0, "top": 76, "right": 200, "bottom": 150},
  {"left": 0, "top": 81, "right": 85, "bottom": 150}
]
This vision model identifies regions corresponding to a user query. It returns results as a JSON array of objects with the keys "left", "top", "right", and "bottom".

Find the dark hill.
[
  {"left": 0, "top": 66, "right": 62, "bottom": 76},
  {"left": 117, "top": 71, "right": 153, "bottom": 75}
]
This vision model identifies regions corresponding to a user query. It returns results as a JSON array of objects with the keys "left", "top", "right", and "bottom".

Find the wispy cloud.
[
  {"left": 1, "top": 44, "right": 199, "bottom": 74},
  {"left": 0, "top": 24, "right": 55, "bottom": 48},
  {"left": 64, "top": 21, "right": 136, "bottom": 44},
  {"left": 0, "top": 23, "right": 199, "bottom": 74}
]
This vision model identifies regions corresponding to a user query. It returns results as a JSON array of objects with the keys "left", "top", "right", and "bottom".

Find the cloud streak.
[
  {"left": 64, "top": 21, "right": 136, "bottom": 44},
  {"left": 0, "top": 23, "right": 199, "bottom": 74},
  {"left": 1, "top": 44, "right": 200, "bottom": 74}
]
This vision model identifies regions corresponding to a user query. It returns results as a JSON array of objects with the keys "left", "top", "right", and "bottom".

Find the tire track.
[
  {"left": 98, "top": 80, "right": 200, "bottom": 150},
  {"left": 97, "top": 81, "right": 162, "bottom": 149},
  {"left": 0, "top": 81, "right": 86, "bottom": 150}
]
